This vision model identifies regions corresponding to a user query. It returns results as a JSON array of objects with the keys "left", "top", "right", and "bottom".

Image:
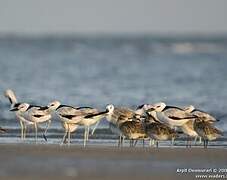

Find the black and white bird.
[
  {"left": 148, "top": 102, "right": 197, "bottom": 128},
  {"left": 184, "top": 105, "right": 219, "bottom": 123},
  {"left": 47, "top": 101, "right": 81, "bottom": 145},
  {"left": 10, "top": 103, "right": 52, "bottom": 143},
  {"left": 47, "top": 101, "right": 107, "bottom": 146},
  {"left": 135, "top": 104, "right": 154, "bottom": 115},
  {"left": 4, "top": 89, "right": 34, "bottom": 139}
]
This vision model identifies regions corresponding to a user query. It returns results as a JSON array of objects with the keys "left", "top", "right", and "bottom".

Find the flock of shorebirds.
[{"left": 2, "top": 89, "right": 223, "bottom": 148}]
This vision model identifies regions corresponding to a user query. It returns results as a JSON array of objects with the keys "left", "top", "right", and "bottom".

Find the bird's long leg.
[
  {"left": 149, "top": 139, "right": 152, "bottom": 147},
  {"left": 23, "top": 124, "right": 27, "bottom": 139},
  {"left": 118, "top": 135, "right": 122, "bottom": 147},
  {"left": 61, "top": 128, "right": 68, "bottom": 145},
  {"left": 34, "top": 123, "right": 38, "bottom": 143},
  {"left": 67, "top": 124, "right": 70, "bottom": 146},
  {"left": 83, "top": 127, "right": 87, "bottom": 147},
  {"left": 152, "top": 139, "right": 155, "bottom": 146},
  {"left": 149, "top": 139, "right": 156, "bottom": 147},
  {"left": 122, "top": 136, "right": 125, "bottom": 147},
  {"left": 130, "top": 139, "right": 134, "bottom": 147},
  {"left": 118, "top": 136, "right": 121, "bottom": 147},
  {"left": 186, "top": 136, "right": 189, "bottom": 148},
  {"left": 199, "top": 137, "right": 202, "bottom": 144},
  {"left": 206, "top": 140, "right": 208, "bottom": 148},
  {"left": 43, "top": 120, "right": 51, "bottom": 142},
  {"left": 203, "top": 139, "right": 205, "bottom": 148},
  {"left": 118, "top": 135, "right": 121, "bottom": 147},
  {"left": 118, "top": 135, "right": 123, "bottom": 147},
  {"left": 187, "top": 136, "right": 192, "bottom": 148},
  {"left": 142, "top": 139, "right": 145, "bottom": 148},
  {"left": 19, "top": 120, "right": 24, "bottom": 140},
  {"left": 171, "top": 137, "right": 174, "bottom": 148},
  {"left": 91, "top": 121, "right": 100, "bottom": 135},
  {"left": 68, "top": 131, "right": 71, "bottom": 145},
  {"left": 194, "top": 136, "right": 198, "bottom": 145},
  {"left": 87, "top": 126, "right": 90, "bottom": 144},
  {"left": 134, "top": 140, "right": 138, "bottom": 147},
  {"left": 87, "top": 126, "right": 90, "bottom": 141},
  {"left": 156, "top": 141, "right": 159, "bottom": 148}
]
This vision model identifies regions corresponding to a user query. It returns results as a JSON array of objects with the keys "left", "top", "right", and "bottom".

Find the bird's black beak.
[
  {"left": 10, "top": 107, "right": 18, "bottom": 111},
  {"left": 147, "top": 107, "right": 155, "bottom": 111},
  {"left": 84, "top": 109, "right": 109, "bottom": 119},
  {"left": 97, "top": 109, "right": 109, "bottom": 116},
  {"left": 136, "top": 104, "right": 145, "bottom": 110}
]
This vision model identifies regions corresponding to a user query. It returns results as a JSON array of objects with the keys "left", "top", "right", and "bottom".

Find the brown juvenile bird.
[
  {"left": 194, "top": 119, "right": 223, "bottom": 148},
  {"left": 106, "top": 104, "right": 144, "bottom": 147},
  {"left": 119, "top": 116, "right": 146, "bottom": 147},
  {"left": 145, "top": 111, "right": 178, "bottom": 148}
]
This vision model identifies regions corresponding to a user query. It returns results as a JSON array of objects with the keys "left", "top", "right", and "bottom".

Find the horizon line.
[{"left": 1, "top": 32, "right": 227, "bottom": 39}]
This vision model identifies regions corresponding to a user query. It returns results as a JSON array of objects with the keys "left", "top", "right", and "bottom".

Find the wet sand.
[{"left": 0, "top": 144, "right": 226, "bottom": 180}]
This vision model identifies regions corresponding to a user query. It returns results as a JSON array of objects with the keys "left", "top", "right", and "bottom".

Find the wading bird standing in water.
[
  {"left": 47, "top": 101, "right": 107, "bottom": 146},
  {"left": 4, "top": 89, "right": 34, "bottom": 140},
  {"left": 147, "top": 102, "right": 197, "bottom": 128},
  {"left": 10, "top": 103, "right": 52, "bottom": 143},
  {"left": 145, "top": 110, "right": 177, "bottom": 148},
  {"left": 105, "top": 104, "right": 146, "bottom": 147},
  {"left": 184, "top": 105, "right": 220, "bottom": 144},
  {"left": 193, "top": 118, "right": 223, "bottom": 148}
]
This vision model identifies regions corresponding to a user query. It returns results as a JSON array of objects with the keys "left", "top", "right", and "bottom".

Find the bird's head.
[
  {"left": 10, "top": 103, "right": 29, "bottom": 112},
  {"left": 106, "top": 104, "right": 114, "bottom": 114},
  {"left": 184, "top": 105, "right": 195, "bottom": 113},
  {"left": 47, "top": 100, "right": 61, "bottom": 111},
  {"left": 152, "top": 102, "right": 166, "bottom": 112}
]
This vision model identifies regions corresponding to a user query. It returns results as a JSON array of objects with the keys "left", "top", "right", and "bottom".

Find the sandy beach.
[{"left": 0, "top": 144, "right": 226, "bottom": 180}]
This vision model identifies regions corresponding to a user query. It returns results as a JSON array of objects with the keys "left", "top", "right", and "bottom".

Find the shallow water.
[
  {"left": 0, "top": 127, "right": 226, "bottom": 148},
  {"left": 0, "top": 35, "right": 227, "bottom": 142}
]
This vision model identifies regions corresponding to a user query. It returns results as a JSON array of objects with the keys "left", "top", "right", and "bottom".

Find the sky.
[{"left": 0, "top": 0, "right": 227, "bottom": 35}]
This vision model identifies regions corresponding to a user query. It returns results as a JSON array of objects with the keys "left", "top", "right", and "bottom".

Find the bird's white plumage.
[
  {"left": 5, "top": 89, "right": 34, "bottom": 139},
  {"left": 151, "top": 102, "right": 196, "bottom": 128},
  {"left": 48, "top": 101, "right": 106, "bottom": 146}
]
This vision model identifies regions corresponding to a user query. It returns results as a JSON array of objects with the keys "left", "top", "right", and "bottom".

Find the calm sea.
[{"left": 0, "top": 35, "right": 226, "bottom": 146}]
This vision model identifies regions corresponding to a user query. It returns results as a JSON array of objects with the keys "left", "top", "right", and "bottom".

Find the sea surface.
[{"left": 0, "top": 35, "right": 227, "bottom": 146}]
